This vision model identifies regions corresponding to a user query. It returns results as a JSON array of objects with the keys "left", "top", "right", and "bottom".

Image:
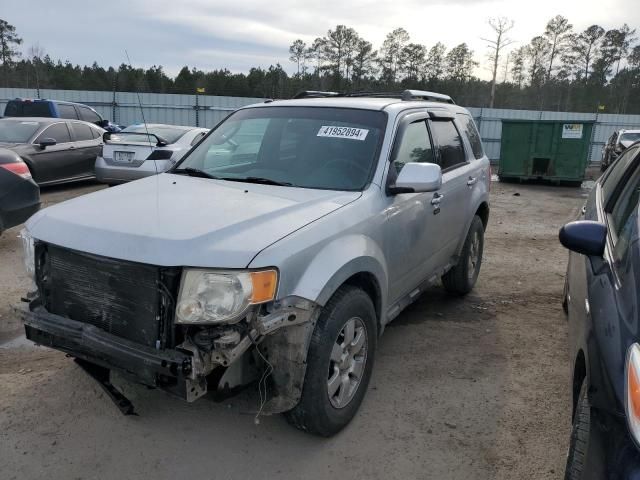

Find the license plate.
[{"left": 114, "top": 151, "right": 136, "bottom": 163}]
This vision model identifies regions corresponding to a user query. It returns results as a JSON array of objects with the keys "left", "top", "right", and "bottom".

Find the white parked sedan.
[{"left": 95, "top": 124, "right": 209, "bottom": 184}]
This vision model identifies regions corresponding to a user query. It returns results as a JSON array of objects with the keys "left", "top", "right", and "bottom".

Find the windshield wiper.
[
  {"left": 171, "top": 167, "right": 220, "bottom": 180},
  {"left": 224, "top": 176, "right": 293, "bottom": 186}
]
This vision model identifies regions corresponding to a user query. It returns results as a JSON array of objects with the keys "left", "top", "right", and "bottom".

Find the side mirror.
[
  {"left": 38, "top": 138, "right": 57, "bottom": 149},
  {"left": 559, "top": 221, "right": 607, "bottom": 257},
  {"left": 96, "top": 119, "right": 110, "bottom": 128},
  {"left": 390, "top": 162, "right": 442, "bottom": 194}
]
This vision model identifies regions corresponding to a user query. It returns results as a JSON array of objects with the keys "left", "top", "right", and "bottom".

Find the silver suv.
[{"left": 18, "top": 90, "right": 490, "bottom": 436}]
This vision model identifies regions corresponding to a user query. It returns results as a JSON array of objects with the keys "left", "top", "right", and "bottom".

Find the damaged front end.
[{"left": 18, "top": 241, "right": 321, "bottom": 414}]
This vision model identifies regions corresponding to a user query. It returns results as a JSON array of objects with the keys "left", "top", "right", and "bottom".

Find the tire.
[
  {"left": 285, "top": 285, "right": 377, "bottom": 437},
  {"left": 442, "top": 215, "right": 484, "bottom": 296}
]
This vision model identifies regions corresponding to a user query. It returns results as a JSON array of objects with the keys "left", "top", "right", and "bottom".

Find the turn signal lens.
[
  {"left": 626, "top": 344, "right": 640, "bottom": 445},
  {"left": 250, "top": 270, "right": 278, "bottom": 304}
]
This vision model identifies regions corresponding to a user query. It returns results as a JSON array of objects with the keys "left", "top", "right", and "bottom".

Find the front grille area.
[{"left": 36, "top": 243, "right": 180, "bottom": 348}]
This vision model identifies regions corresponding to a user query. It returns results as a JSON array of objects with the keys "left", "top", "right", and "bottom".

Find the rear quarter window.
[
  {"left": 78, "top": 106, "right": 101, "bottom": 123},
  {"left": 458, "top": 113, "right": 484, "bottom": 159}
]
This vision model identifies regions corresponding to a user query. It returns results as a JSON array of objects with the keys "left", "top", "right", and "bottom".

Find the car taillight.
[
  {"left": 626, "top": 343, "right": 640, "bottom": 446},
  {"left": 0, "top": 161, "right": 32, "bottom": 179}
]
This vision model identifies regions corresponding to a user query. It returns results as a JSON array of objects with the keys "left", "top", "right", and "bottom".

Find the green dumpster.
[{"left": 498, "top": 120, "right": 594, "bottom": 185}]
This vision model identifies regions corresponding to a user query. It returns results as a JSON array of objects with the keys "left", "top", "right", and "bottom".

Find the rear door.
[
  {"left": 56, "top": 103, "right": 79, "bottom": 120},
  {"left": 30, "top": 122, "right": 75, "bottom": 184},
  {"left": 70, "top": 122, "right": 101, "bottom": 176},
  {"left": 428, "top": 115, "right": 477, "bottom": 260}
]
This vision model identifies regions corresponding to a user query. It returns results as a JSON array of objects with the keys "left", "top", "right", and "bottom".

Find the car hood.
[{"left": 27, "top": 173, "right": 360, "bottom": 268}]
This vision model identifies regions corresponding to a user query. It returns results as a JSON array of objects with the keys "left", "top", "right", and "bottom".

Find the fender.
[{"left": 290, "top": 234, "right": 389, "bottom": 317}]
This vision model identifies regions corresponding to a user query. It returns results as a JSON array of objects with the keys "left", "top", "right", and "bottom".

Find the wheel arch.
[{"left": 475, "top": 201, "right": 490, "bottom": 231}]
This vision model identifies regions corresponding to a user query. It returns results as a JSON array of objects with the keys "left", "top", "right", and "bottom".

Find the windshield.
[
  {"left": 0, "top": 119, "right": 43, "bottom": 143},
  {"left": 620, "top": 132, "right": 640, "bottom": 144},
  {"left": 118, "top": 125, "right": 188, "bottom": 144},
  {"left": 174, "top": 107, "right": 386, "bottom": 191}
]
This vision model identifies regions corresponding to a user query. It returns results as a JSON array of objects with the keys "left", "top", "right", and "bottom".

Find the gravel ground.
[{"left": 0, "top": 178, "right": 588, "bottom": 480}]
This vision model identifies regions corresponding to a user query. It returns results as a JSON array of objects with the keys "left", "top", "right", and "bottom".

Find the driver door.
[
  {"left": 30, "top": 122, "right": 75, "bottom": 184},
  {"left": 384, "top": 114, "right": 448, "bottom": 304}
]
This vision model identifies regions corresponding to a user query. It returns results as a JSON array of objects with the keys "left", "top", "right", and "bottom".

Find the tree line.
[{"left": 0, "top": 16, "right": 639, "bottom": 113}]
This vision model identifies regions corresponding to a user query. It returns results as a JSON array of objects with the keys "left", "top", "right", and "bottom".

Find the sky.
[{"left": 3, "top": 0, "right": 639, "bottom": 80}]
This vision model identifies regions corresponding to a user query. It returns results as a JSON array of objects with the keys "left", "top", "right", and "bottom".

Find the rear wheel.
[
  {"left": 442, "top": 215, "right": 484, "bottom": 295},
  {"left": 285, "top": 285, "right": 376, "bottom": 437}
]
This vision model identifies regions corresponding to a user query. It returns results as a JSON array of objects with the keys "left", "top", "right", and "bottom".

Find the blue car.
[
  {"left": 560, "top": 142, "right": 640, "bottom": 479},
  {"left": 3, "top": 98, "right": 121, "bottom": 132}
]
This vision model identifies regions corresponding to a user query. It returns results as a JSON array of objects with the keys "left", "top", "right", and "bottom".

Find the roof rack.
[
  {"left": 291, "top": 89, "right": 455, "bottom": 104},
  {"left": 293, "top": 90, "right": 341, "bottom": 99},
  {"left": 400, "top": 90, "right": 455, "bottom": 104}
]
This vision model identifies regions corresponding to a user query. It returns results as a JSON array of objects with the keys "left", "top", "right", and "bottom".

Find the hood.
[{"left": 27, "top": 173, "right": 360, "bottom": 268}]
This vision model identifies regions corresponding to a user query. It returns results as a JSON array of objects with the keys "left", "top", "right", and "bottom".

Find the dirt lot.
[{"left": 0, "top": 178, "right": 588, "bottom": 480}]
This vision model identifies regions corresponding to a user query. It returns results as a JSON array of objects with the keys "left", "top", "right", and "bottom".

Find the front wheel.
[
  {"left": 285, "top": 285, "right": 377, "bottom": 437},
  {"left": 442, "top": 215, "right": 484, "bottom": 295},
  {"left": 565, "top": 380, "right": 605, "bottom": 479}
]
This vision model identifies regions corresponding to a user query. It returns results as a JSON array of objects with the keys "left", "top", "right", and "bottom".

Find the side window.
[
  {"left": 609, "top": 167, "right": 640, "bottom": 265},
  {"left": 57, "top": 104, "right": 78, "bottom": 119},
  {"left": 429, "top": 120, "right": 467, "bottom": 170},
  {"left": 79, "top": 106, "right": 101, "bottom": 124},
  {"left": 392, "top": 120, "right": 434, "bottom": 173},
  {"left": 71, "top": 122, "right": 94, "bottom": 141},
  {"left": 458, "top": 114, "right": 484, "bottom": 159},
  {"left": 35, "top": 123, "right": 72, "bottom": 144},
  {"left": 602, "top": 146, "right": 640, "bottom": 203},
  {"left": 190, "top": 132, "right": 206, "bottom": 147}
]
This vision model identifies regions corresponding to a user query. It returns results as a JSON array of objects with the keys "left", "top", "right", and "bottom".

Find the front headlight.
[
  {"left": 626, "top": 343, "right": 640, "bottom": 446},
  {"left": 175, "top": 269, "right": 278, "bottom": 324},
  {"left": 19, "top": 228, "right": 35, "bottom": 280}
]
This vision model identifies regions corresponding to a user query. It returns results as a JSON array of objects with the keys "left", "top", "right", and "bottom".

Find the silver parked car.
[
  {"left": 18, "top": 90, "right": 490, "bottom": 436},
  {"left": 95, "top": 123, "right": 209, "bottom": 184}
]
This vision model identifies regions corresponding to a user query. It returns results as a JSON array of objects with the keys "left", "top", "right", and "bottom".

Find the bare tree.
[
  {"left": 28, "top": 42, "right": 46, "bottom": 95},
  {"left": 482, "top": 17, "right": 514, "bottom": 107}
]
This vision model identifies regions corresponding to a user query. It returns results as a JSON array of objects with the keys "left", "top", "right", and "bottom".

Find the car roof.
[
  {"left": 9, "top": 98, "right": 94, "bottom": 108},
  {"left": 243, "top": 96, "right": 469, "bottom": 115},
  {"left": 124, "top": 123, "right": 199, "bottom": 131},
  {"left": 0, "top": 117, "right": 103, "bottom": 128},
  {"left": 620, "top": 129, "right": 640, "bottom": 134}
]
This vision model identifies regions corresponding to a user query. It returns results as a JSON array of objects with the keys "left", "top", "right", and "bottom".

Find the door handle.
[
  {"left": 467, "top": 176, "right": 478, "bottom": 186},
  {"left": 431, "top": 193, "right": 443, "bottom": 205},
  {"left": 69, "top": 146, "right": 76, "bottom": 150}
]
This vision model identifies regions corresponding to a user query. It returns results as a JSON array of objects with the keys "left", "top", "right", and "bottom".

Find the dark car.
[
  {"left": 560, "top": 141, "right": 640, "bottom": 478},
  {"left": 0, "top": 149, "right": 40, "bottom": 235},
  {"left": 601, "top": 129, "right": 640, "bottom": 172},
  {"left": 0, "top": 118, "right": 104, "bottom": 186},
  {"left": 3, "top": 98, "right": 121, "bottom": 132}
]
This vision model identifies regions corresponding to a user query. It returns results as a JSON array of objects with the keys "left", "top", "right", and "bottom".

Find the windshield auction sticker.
[{"left": 317, "top": 126, "right": 369, "bottom": 141}]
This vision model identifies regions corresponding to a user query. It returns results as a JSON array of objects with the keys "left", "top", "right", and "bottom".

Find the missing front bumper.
[{"left": 16, "top": 304, "right": 206, "bottom": 402}]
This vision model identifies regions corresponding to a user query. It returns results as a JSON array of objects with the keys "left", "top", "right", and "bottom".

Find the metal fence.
[{"left": 2, "top": 87, "right": 640, "bottom": 164}]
